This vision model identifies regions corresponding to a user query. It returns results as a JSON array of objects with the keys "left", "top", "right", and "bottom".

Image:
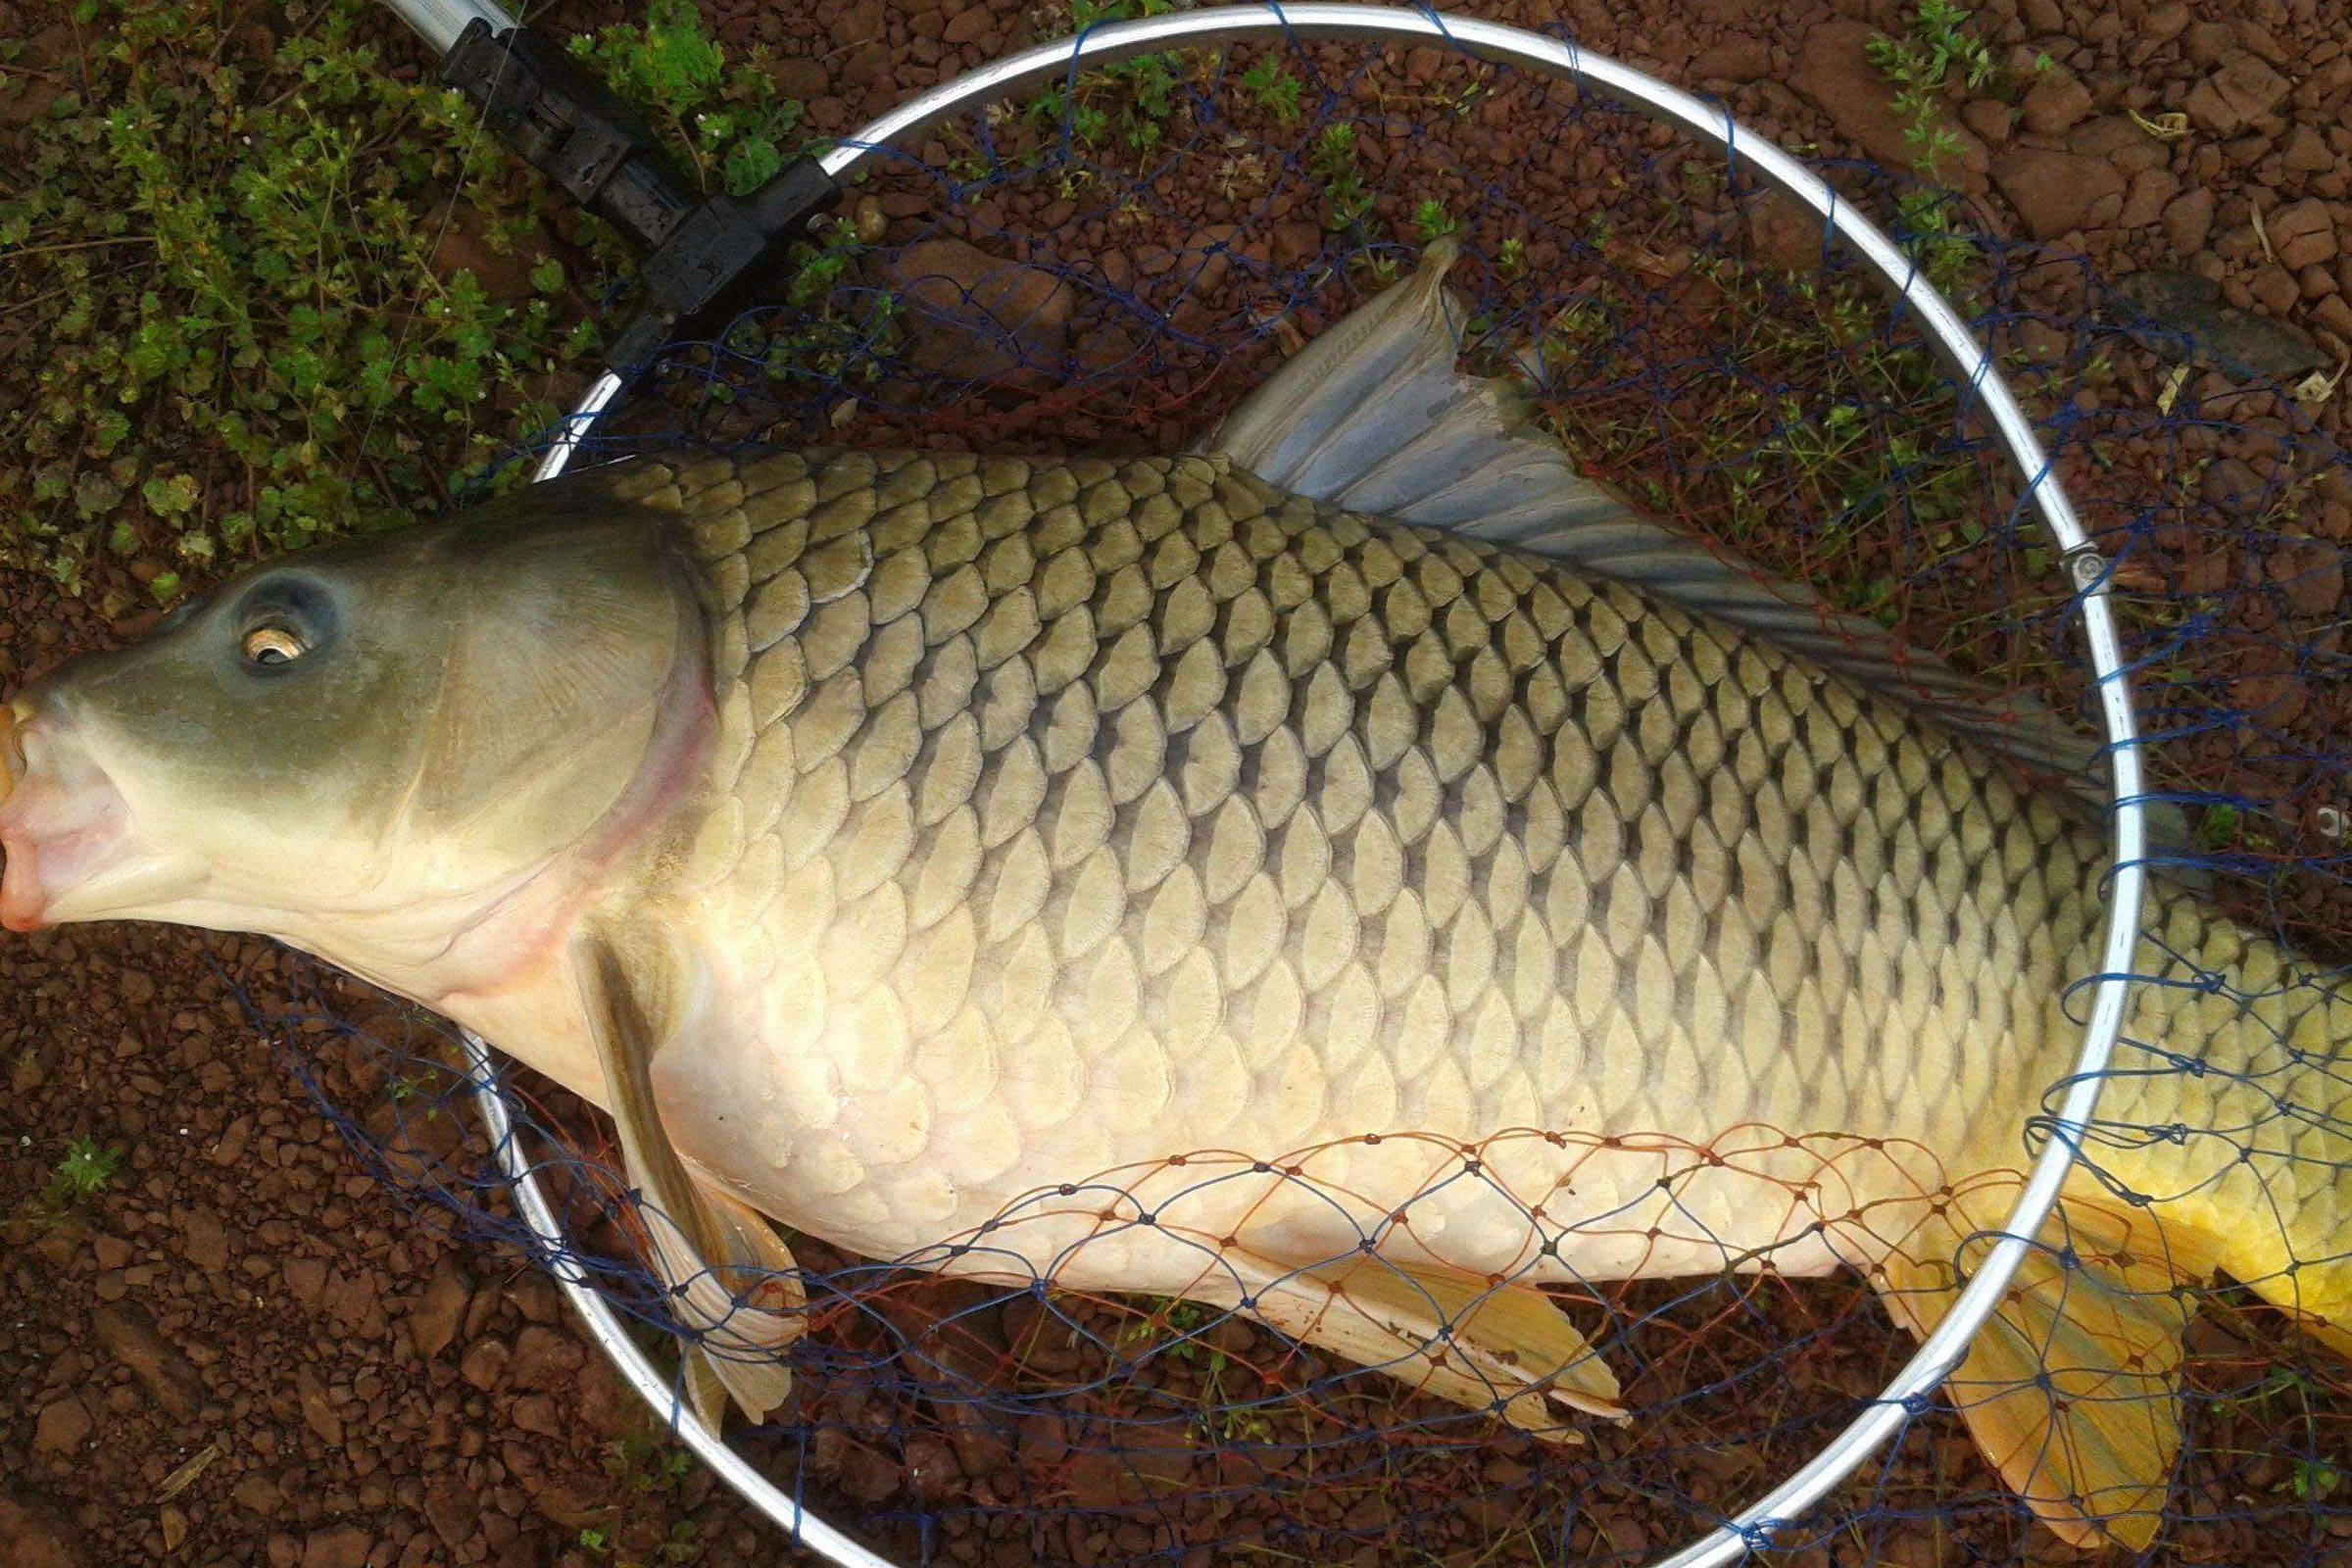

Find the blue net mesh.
[{"left": 293, "top": 20, "right": 2352, "bottom": 1567}]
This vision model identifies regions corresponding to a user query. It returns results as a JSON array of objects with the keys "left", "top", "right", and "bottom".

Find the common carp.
[{"left": 1, "top": 243, "right": 2344, "bottom": 1550}]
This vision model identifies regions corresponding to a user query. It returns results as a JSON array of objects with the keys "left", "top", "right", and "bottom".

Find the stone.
[
  {"left": 2066, "top": 115, "right": 2169, "bottom": 175},
  {"left": 296, "top": 1365, "right": 344, "bottom": 1447},
  {"left": 2280, "top": 124, "right": 2333, "bottom": 172},
  {"left": 407, "top": 1258, "right": 471, "bottom": 1362},
  {"left": 1690, "top": 34, "right": 1771, "bottom": 82},
  {"left": 2117, "top": 168, "right": 2180, "bottom": 228},
  {"left": 232, "top": 1473, "right": 286, "bottom": 1518},
  {"left": 0, "top": 1489, "right": 85, "bottom": 1568},
  {"left": 2162, "top": 187, "right": 2216, "bottom": 255},
  {"left": 2269, "top": 200, "right": 2339, "bottom": 271},
  {"left": 1959, "top": 99, "right": 2013, "bottom": 146},
  {"left": 1270, "top": 220, "right": 1321, "bottom": 270},
  {"left": 764, "top": 54, "right": 829, "bottom": 102},
  {"left": 93, "top": 1302, "right": 203, "bottom": 1419},
  {"left": 2018, "top": 72, "right": 2093, "bottom": 135},
  {"left": 458, "top": 1337, "right": 510, "bottom": 1392},
  {"left": 2143, "top": 1, "right": 2190, "bottom": 41},
  {"left": 32, "top": 1397, "right": 91, "bottom": 1454},
  {"left": 1743, "top": 190, "right": 1825, "bottom": 270},
  {"left": 2272, "top": 542, "right": 2344, "bottom": 617},
  {"left": 178, "top": 1206, "right": 229, "bottom": 1276},
  {"left": 508, "top": 1325, "right": 585, "bottom": 1392},
  {"left": 874, "top": 237, "right": 1075, "bottom": 385},
  {"left": 427, "top": 214, "right": 539, "bottom": 305},
  {"left": 283, "top": 1256, "right": 328, "bottom": 1303},
  {"left": 2106, "top": 268, "right": 2328, "bottom": 378},
  {"left": 2247, "top": 266, "right": 2301, "bottom": 315},
  {"left": 511, "top": 1395, "right": 564, "bottom": 1438},
  {"left": 300, "top": 1524, "right": 374, "bottom": 1568},
  {"left": 1991, "top": 147, "right": 2127, "bottom": 241},
  {"left": 2183, "top": 51, "right": 2290, "bottom": 136},
  {"left": 2184, "top": 21, "right": 2237, "bottom": 67},
  {"left": 421, "top": 1480, "right": 476, "bottom": 1552}
]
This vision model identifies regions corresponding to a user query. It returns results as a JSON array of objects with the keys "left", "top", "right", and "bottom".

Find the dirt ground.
[{"left": 5, "top": 0, "right": 2352, "bottom": 1566}]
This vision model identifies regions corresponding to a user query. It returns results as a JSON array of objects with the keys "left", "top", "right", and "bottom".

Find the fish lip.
[{"left": 0, "top": 701, "right": 132, "bottom": 933}]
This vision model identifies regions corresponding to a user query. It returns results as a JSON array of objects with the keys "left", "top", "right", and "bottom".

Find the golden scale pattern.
[{"left": 593, "top": 449, "right": 2338, "bottom": 1283}]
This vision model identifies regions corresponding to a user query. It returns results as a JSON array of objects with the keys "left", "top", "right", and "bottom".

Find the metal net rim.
[{"left": 477, "top": 9, "right": 2156, "bottom": 1567}]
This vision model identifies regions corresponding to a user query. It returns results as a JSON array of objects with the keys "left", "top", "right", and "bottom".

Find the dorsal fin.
[{"left": 1199, "top": 240, "right": 2183, "bottom": 855}]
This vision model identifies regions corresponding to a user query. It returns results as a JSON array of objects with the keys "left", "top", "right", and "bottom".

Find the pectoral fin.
[
  {"left": 1871, "top": 1200, "right": 2193, "bottom": 1551},
  {"left": 572, "top": 914, "right": 805, "bottom": 1429},
  {"left": 1231, "top": 1249, "right": 1623, "bottom": 1440}
]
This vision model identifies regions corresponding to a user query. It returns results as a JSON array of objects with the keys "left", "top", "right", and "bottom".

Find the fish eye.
[
  {"left": 228, "top": 570, "right": 339, "bottom": 675},
  {"left": 242, "top": 624, "right": 309, "bottom": 666}
]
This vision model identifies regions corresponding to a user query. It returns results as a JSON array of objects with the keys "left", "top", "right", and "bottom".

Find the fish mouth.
[{"left": 0, "top": 698, "right": 135, "bottom": 932}]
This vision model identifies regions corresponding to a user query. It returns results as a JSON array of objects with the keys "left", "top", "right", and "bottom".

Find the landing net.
[{"left": 279, "top": 9, "right": 2351, "bottom": 1566}]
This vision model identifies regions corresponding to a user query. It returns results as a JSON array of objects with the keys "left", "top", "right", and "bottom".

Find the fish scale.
[{"left": 607, "top": 444, "right": 2128, "bottom": 1289}]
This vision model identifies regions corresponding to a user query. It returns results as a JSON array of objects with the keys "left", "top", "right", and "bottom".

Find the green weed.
[
  {"left": 0, "top": 0, "right": 593, "bottom": 598},
  {"left": 1312, "top": 123, "right": 1375, "bottom": 232},
  {"left": 1865, "top": 0, "right": 1998, "bottom": 175},
  {"left": 1413, "top": 198, "right": 1460, "bottom": 244},
  {"left": 2194, "top": 802, "right": 2243, "bottom": 853},
  {"left": 51, "top": 1136, "right": 122, "bottom": 1203},
  {"left": 2285, "top": 1456, "right": 2342, "bottom": 1501},
  {"left": 1532, "top": 256, "right": 2020, "bottom": 662},
  {"left": 569, "top": 0, "right": 806, "bottom": 197},
  {"left": 1239, "top": 56, "right": 1304, "bottom": 123},
  {"left": 1027, "top": 0, "right": 1187, "bottom": 154}
]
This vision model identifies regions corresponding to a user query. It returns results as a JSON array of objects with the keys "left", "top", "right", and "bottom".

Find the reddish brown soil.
[{"left": 7, "top": 0, "right": 2352, "bottom": 1567}]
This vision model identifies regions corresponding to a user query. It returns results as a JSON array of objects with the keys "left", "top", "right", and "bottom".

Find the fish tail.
[
  {"left": 1864, "top": 888, "right": 2352, "bottom": 1551},
  {"left": 2097, "top": 887, "right": 2352, "bottom": 1340},
  {"left": 1869, "top": 1195, "right": 2193, "bottom": 1551}
]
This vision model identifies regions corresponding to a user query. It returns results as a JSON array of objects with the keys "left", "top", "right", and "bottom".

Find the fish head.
[{"left": 0, "top": 500, "right": 707, "bottom": 985}]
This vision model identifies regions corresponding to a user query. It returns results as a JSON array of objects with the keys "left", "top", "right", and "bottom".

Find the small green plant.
[
  {"left": 1239, "top": 56, "right": 1304, "bottom": 122},
  {"left": 2285, "top": 1457, "right": 2342, "bottom": 1501},
  {"left": 1029, "top": 0, "right": 1187, "bottom": 153},
  {"left": 576, "top": 1527, "right": 611, "bottom": 1556},
  {"left": 51, "top": 1137, "right": 123, "bottom": 1203},
  {"left": 1866, "top": 0, "right": 1998, "bottom": 175},
  {"left": 604, "top": 1429, "right": 699, "bottom": 1496},
  {"left": 1312, "top": 123, "right": 1375, "bottom": 232},
  {"left": 569, "top": 0, "right": 806, "bottom": 197},
  {"left": 1890, "top": 188, "right": 1977, "bottom": 297},
  {"left": 1496, "top": 235, "right": 1527, "bottom": 275},
  {"left": 1, "top": 0, "right": 597, "bottom": 596},
  {"left": 1413, "top": 198, "right": 1460, "bottom": 243},
  {"left": 2194, "top": 802, "right": 2243, "bottom": 853}
]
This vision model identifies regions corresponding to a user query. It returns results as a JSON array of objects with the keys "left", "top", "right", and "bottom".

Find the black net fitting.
[{"left": 438, "top": 18, "right": 841, "bottom": 375}]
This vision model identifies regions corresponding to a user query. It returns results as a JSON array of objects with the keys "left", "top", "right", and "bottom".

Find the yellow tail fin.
[{"left": 1871, "top": 1198, "right": 2197, "bottom": 1551}]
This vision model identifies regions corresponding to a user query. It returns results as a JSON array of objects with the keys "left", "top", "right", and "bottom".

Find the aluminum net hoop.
[{"left": 479, "top": 8, "right": 2154, "bottom": 1567}]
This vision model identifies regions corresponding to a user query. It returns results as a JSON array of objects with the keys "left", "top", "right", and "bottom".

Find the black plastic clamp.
[{"left": 438, "top": 18, "right": 842, "bottom": 373}]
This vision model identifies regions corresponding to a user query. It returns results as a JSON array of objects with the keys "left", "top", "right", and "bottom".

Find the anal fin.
[
  {"left": 1230, "top": 1250, "right": 1624, "bottom": 1441},
  {"left": 1871, "top": 1199, "right": 2193, "bottom": 1551},
  {"left": 573, "top": 915, "right": 805, "bottom": 1430}
]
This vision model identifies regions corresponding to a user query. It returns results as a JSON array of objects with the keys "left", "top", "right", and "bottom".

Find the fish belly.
[{"left": 634, "top": 449, "right": 2110, "bottom": 1291}]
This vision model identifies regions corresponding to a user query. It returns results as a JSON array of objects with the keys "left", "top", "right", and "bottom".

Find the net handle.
[{"left": 510, "top": 8, "right": 2152, "bottom": 1565}]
